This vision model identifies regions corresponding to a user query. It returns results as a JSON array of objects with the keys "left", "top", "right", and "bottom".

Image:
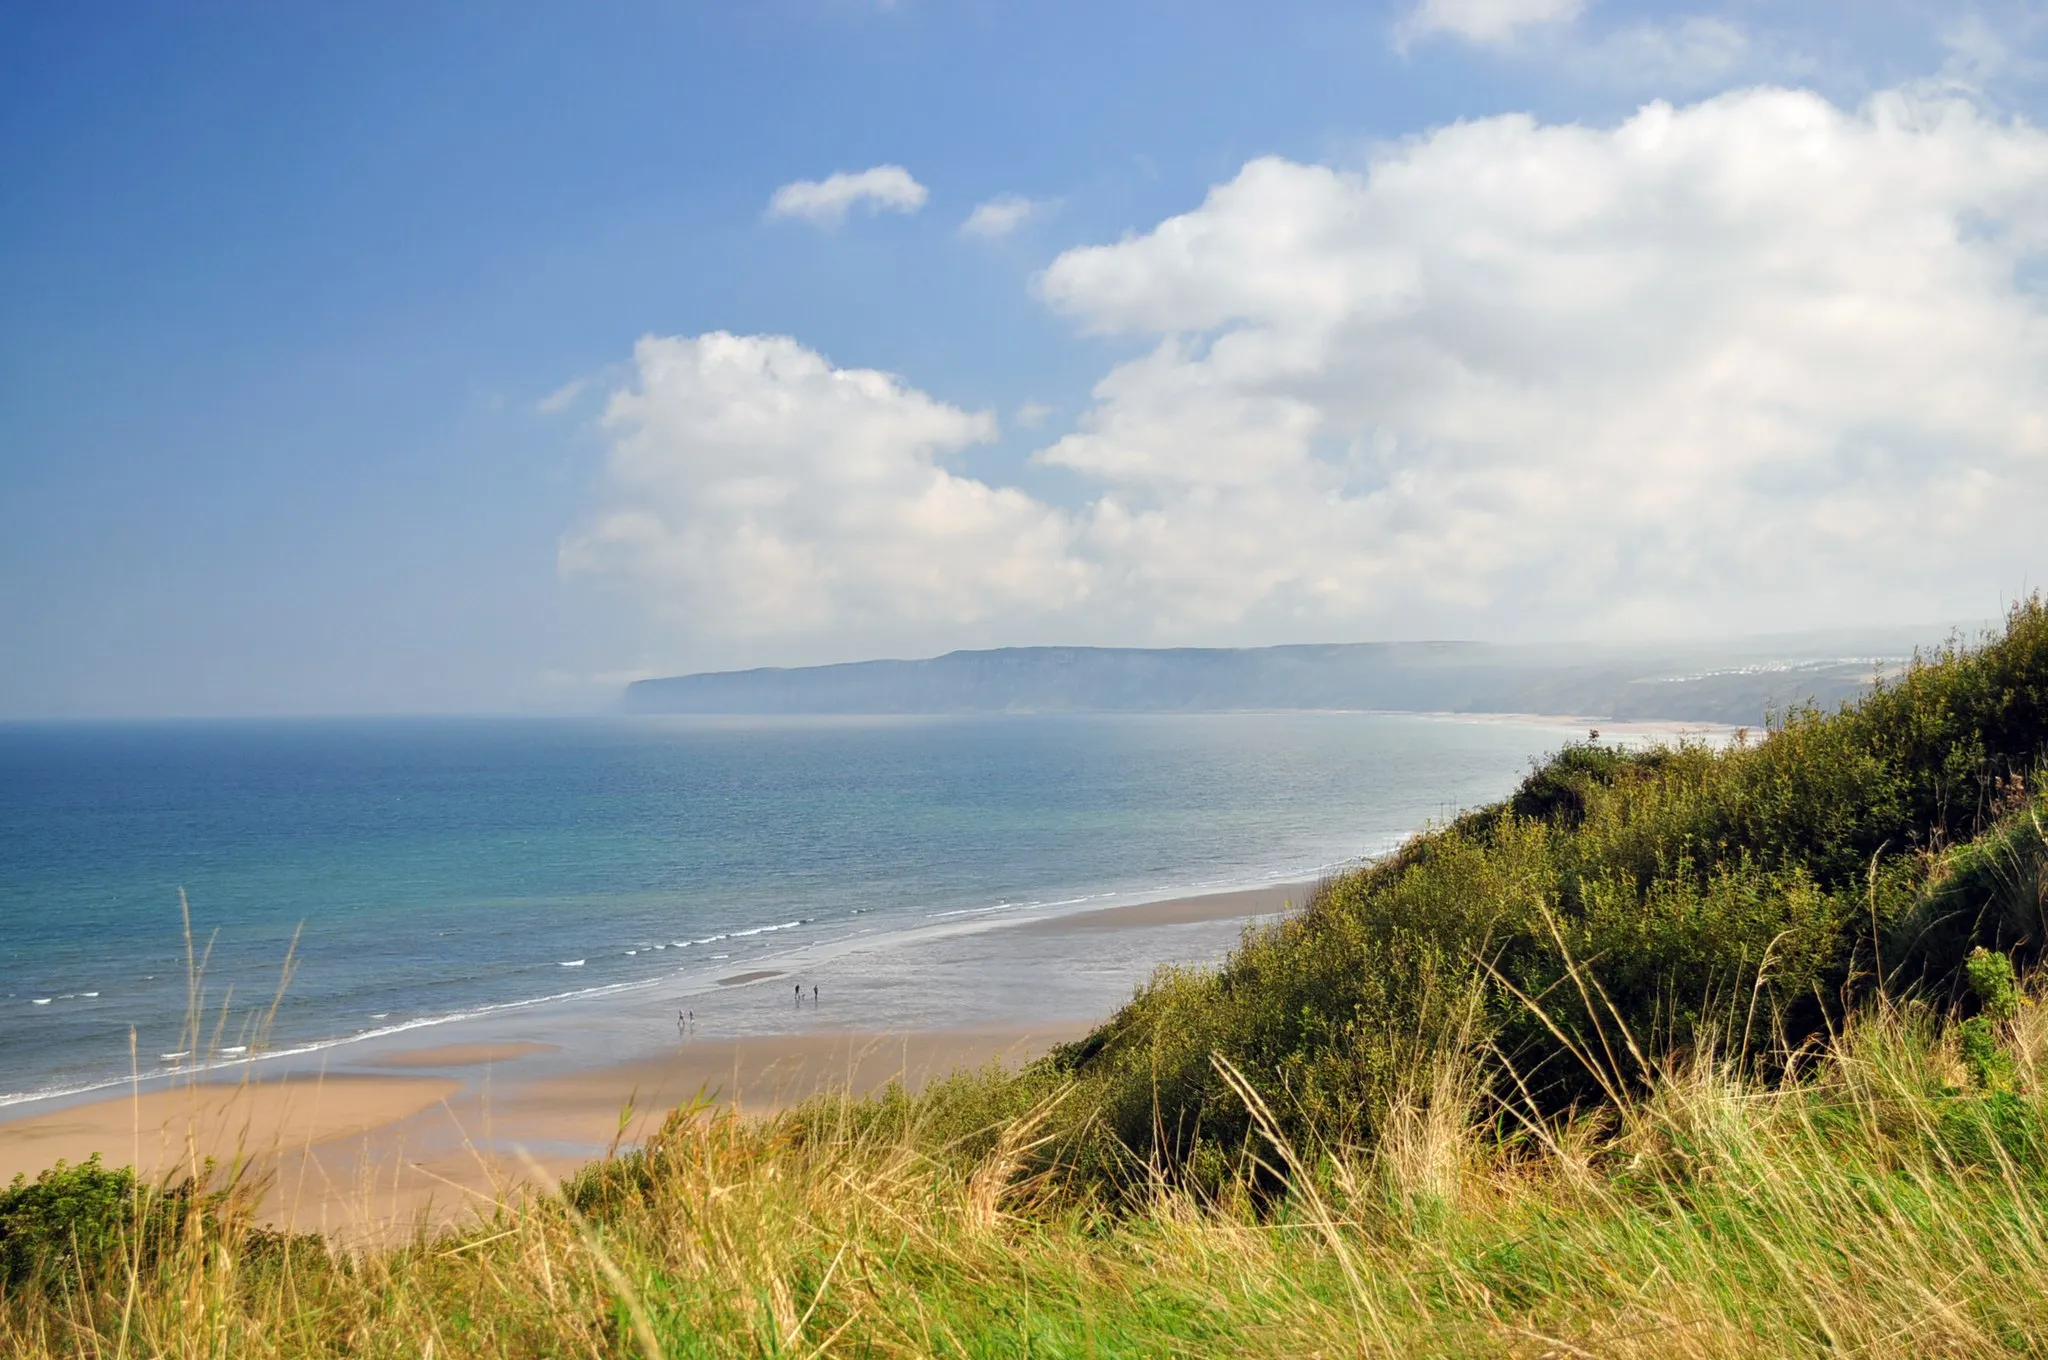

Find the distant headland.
[{"left": 624, "top": 629, "right": 1952, "bottom": 725}]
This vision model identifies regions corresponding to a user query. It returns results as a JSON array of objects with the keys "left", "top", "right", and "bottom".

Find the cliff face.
[{"left": 624, "top": 633, "right": 1942, "bottom": 724}]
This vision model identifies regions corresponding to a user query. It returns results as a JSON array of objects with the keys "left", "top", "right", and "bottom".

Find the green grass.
[
  {"left": 7, "top": 598, "right": 2048, "bottom": 1356},
  {"left": 14, "top": 993, "right": 2048, "bottom": 1356}
]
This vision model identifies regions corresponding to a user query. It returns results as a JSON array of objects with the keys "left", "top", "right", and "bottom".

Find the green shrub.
[
  {"left": 0, "top": 1152, "right": 321, "bottom": 1301},
  {"left": 1958, "top": 1016, "right": 2013, "bottom": 1092},
  {"left": 0, "top": 1155, "right": 157, "bottom": 1288},
  {"left": 1966, "top": 947, "right": 2021, "bottom": 1021}
]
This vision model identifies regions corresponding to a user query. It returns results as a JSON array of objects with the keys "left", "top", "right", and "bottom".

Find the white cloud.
[
  {"left": 766, "top": 165, "right": 928, "bottom": 228},
  {"left": 1931, "top": 13, "right": 2048, "bottom": 97},
  {"left": 537, "top": 377, "right": 588, "bottom": 415},
  {"left": 1015, "top": 401, "right": 1053, "bottom": 429},
  {"left": 1398, "top": 1, "right": 1752, "bottom": 93},
  {"left": 560, "top": 333, "right": 1084, "bottom": 649},
  {"left": 572, "top": 87, "right": 2048, "bottom": 658},
  {"left": 1035, "top": 87, "right": 2048, "bottom": 640},
  {"left": 1402, "top": 0, "right": 1585, "bottom": 45},
  {"left": 1573, "top": 16, "right": 1748, "bottom": 88},
  {"left": 961, "top": 193, "right": 1045, "bottom": 239}
]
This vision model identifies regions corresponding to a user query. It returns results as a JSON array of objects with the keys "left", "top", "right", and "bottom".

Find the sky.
[{"left": 3, "top": 1, "right": 2047, "bottom": 717}]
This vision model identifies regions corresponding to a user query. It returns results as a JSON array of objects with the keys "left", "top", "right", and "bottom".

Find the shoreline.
[
  {"left": 0, "top": 871, "right": 1320, "bottom": 1117},
  {"left": 0, "top": 879, "right": 1309, "bottom": 1238},
  {"left": 2, "top": 709, "right": 1719, "bottom": 1119}
]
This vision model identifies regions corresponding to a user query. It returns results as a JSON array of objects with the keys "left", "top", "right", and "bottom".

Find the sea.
[{"left": 0, "top": 712, "right": 1681, "bottom": 1108}]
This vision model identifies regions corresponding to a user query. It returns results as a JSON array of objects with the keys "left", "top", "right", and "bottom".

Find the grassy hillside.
[
  {"left": 6, "top": 599, "right": 2048, "bottom": 1357},
  {"left": 1031, "top": 598, "right": 2048, "bottom": 1190}
]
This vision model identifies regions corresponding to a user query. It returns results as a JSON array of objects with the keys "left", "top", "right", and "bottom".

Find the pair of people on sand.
[{"left": 676, "top": 980, "right": 819, "bottom": 1036}]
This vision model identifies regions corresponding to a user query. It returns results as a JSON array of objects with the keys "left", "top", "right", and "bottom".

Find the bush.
[{"left": 0, "top": 1155, "right": 160, "bottom": 1288}]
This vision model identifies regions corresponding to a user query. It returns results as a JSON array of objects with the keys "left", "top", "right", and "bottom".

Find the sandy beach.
[
  {"left": 1007, "top": 880, "right": 1311, "bottom": 934},
  {"left": 0, "top": 1026, "right": 1082, "bottom": 1242},
  {"left": 0, "top": 881, "right": 1305, "bottom": 1241}
]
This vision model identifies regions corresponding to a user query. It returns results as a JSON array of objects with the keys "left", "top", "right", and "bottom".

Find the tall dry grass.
[{"left": 8, "top": 980, "right": 2048, "bottom": 1357}]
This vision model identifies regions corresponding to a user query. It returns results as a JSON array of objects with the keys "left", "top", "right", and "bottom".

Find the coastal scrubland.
[{"left": 6, "top": 599, "right": 2048, "bottom": 1357}]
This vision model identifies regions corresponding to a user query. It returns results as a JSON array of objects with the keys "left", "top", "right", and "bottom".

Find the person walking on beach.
[
  {"left": 795, "top": 982, "right": 803, "bottom": 1005},
  {"left": 812, "top": 984, "right": 819, "bottom": 1004}
]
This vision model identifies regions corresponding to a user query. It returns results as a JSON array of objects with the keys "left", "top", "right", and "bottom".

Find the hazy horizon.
[
  {"left": 0, "top": 620, "right": 1984, "bottom": 723},
  {"left": 6, "top": 4, "right": 2047, "bottom": 719}
]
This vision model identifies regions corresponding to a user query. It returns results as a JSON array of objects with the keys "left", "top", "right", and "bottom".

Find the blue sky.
[{"left": 3, "top": 1, "right": 2045, "bottom": 716}]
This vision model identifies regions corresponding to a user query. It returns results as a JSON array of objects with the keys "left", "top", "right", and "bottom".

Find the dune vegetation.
[{"left": 6, "top": 599, "right": 2048, "bottom": 1357}]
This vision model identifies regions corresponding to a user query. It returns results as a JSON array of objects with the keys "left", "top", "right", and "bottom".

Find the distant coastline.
[{"left": 624, "top": 631, "right": 1948, "bottom": 726}]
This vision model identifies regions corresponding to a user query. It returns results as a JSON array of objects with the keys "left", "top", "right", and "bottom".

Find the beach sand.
[
  {"left": 361, "top": 1042, "right": 558, "bottom": 1069},
  {"left": 0, "top": 1073, "right": 462, "bottom": 1202},
  {"left": 1009, "top": 881, "right": 1311, "bottom": 934},
  {"left": 0, "top": 1026, "right": 1082, "bottom": 1242},
  {"left": 0, "top": 881, "right": 1303, "bottom": 1240}
]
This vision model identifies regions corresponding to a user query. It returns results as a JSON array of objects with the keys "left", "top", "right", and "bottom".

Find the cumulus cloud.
[
  {"left": 560, "top": 333, "right": 1084, "bottom": 647},
  {"left": 572, "top": 87, "right": 2048, "bottom": 657},
  {"left": 1402, "top": 0, "right": 1586, "bottom": 45},
  {"left": 961, "top": 193, "right": 1046, "bottom": 239},
  {"left": 1036, "top": 87, "right": 2048, "bottom": 639},
  {"left": 766, "top": 165, "right": 928, "bottom": 227}
]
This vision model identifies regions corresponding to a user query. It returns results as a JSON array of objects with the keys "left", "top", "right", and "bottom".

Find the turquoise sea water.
[{"left": 0, "top": 713, "right": 1614, "bottom": 1105}]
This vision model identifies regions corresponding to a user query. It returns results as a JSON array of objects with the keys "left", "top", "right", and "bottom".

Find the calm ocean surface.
[{"left": 0, "top": 713, "right": 1605, "bottom": 1105}]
